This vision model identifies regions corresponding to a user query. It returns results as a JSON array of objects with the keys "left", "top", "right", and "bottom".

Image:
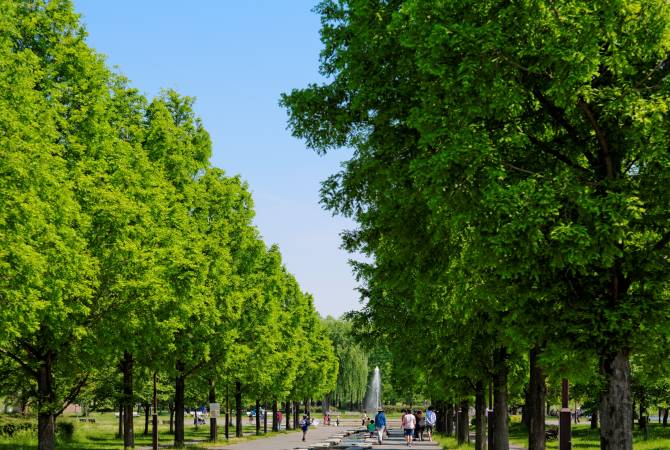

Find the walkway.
[{"left": 203, "top": 419, "right": 439, "bottom": 450}]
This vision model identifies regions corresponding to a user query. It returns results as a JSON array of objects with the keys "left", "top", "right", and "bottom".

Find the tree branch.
[
  {"left": 532, "top": 89, "right": 583, "bottom": 144},
  {"left": 0, "top": 347, "right": 38, "bottom": 377},
  {"left": 525, "top": 133, "right": 591, "bottom": 176},
  {"left": 55, "top": 373, "right": 90, "bottom": 417},
  {"left": 577, "top": 100, "right": 614, "bottom": 179},
  {"left": 502, "top": 162, "right": 537, "bottom": 176}
]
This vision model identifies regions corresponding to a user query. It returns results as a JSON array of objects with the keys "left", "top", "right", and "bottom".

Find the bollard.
[{"left": 559, "top": 378, "right": 571, "bottom": 450}]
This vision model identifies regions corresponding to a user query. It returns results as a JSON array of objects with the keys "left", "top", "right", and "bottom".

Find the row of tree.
[
  {"left": 282, "top": 1, "right": 670, "bottom": 450},
  {"left": 0, "top": 1, "right": 337, "bottom": 449}
]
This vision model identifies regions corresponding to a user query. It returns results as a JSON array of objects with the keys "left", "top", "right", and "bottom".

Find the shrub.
[
  {"left": 57, "top": 421, "right": 75, "bottom": 441},
  {"left": 0, "top": 415, "right": 35, "bottom": 437}
]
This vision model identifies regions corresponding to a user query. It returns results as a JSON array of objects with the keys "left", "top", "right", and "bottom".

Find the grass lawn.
[
  {"left": 0, "top": 412, "right": 288, "bottom": 449},
  {"left": 435, "top": 421, "right": 670, "bottom": 450}
]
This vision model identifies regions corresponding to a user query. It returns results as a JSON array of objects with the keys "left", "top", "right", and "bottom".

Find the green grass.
[
  {"left": 434, "top": 421, "right": 670, "bottom": 450},
  {"left": 0, "top": 412, "right": 288, "bottom": 449}
]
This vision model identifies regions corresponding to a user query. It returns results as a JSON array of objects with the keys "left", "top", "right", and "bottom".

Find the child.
[
  {"left": 367, "top": 418, "right": 376, "bottom": 438},
  {"left": 300, "top": 415, "right": 309, "bottom": 441}
]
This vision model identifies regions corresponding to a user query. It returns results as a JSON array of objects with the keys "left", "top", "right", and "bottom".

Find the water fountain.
[{"left": 364, "top": 366, "right": 381, "bottom": 414}]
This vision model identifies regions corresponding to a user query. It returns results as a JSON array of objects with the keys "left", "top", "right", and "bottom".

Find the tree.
[{"left": 282, "top": 1, "right": 670, "bottom": 449}]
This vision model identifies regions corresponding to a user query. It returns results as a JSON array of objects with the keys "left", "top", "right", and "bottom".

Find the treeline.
[
  {"left": 0, "top": 2, "right": 337, "bottom": 450},
  {"left": 282, "top": 1, "right": 670, "bottom": 450}
]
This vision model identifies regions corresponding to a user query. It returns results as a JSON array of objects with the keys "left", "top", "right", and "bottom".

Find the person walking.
[
  {"left": 402, "top": 409, "right": 416, "bottom": 447},
  {"left": 374, "top": 408, "right": 387, "bottom": 445},
  {"left": 425, "top": 406, "right": 437, "bottom": 442},
  {"left": 300, "top": 415, "right": 309, "bottom": 441},
  {"left": 416, "top": 410, "right": 426, "bottom": 441}
]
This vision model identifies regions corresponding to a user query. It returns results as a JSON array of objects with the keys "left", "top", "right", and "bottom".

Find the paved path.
[{"left": 202, "top": 419, "right": 440, "bottom": 450}]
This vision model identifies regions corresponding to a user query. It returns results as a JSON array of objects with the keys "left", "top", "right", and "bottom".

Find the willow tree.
[
  {"left": 282, "top": 1, "right": 670, "bottom": 449},
  {"left": 321, "top": 318, "right": 368, "bottom": 410}
]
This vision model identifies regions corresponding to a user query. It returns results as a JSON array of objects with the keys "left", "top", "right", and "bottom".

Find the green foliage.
[
  {"left": 0, "top": 2, "right": 339, "bottom": 449},
  {"left": 282, "top": 0, "right": 670, "bottom": 446}
]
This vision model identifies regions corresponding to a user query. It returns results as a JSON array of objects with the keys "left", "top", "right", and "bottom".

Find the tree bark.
[
  {"left": 118, "top": 402, "right": 124, "bottom": 439},
  {"left": 209, "top": 379, "right": 217, "bottom": 442},
  {"left": 168, "top": 402, "right": 174, "bottom": 434},
  {"left": 599, "top": 350, "right": 632, "bottom": 450},
  {"left": 293, "top": 400, "right": 299, "bottom": 429},
  {"left": 255, "top": 399, "right": 261, "bottom": 436},
  {"left": 493, "top": 347, "right": 510, "bottom": 450},
  {"left": 37, "top": 350, "right": 56, "bottom": 450},
  {"left": 528, "top": 346, "right": 546, "bottom": 450},
  {"left": 285, "top": 401, "right": 291, "bottom": 430},
  {"left": 235, "top": 381, "right": 243, "bottom": 438},
  {"left": 144, "top": 402, "right": 150, "bottom": 436},
  {"left": 439, "top": 400, "right": 447, "bottom": 433},
  {"left": 663, "top": 407, "right": 668, "bottom": 426},
  {"left": 272, "top": 400, "right": 278, "bottom": 432},
  {"left": 446, "top": 403, "right": 454, "bottom": 436},
  {"left": 174, "top": 361, "right": 186, "bottom": 448},
  {"left": 475, "top": 381, "right": 486, "bottom": 450},
  {"left": 121, "top": 351, "right": 135, "bottom": 448},
  {"left": 225, "top": 384, "right": 229, "bottom": 440},
  {"left": 591, "top": 408, "right": 599, "bottom": 429},
  {"left": 457, "top": 399, "right": 469, "bottom": 444}
]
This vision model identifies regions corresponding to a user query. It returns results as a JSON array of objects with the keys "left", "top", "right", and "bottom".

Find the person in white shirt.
[{"left": 402, "top": 409, "right": 416, "bottom": 447}]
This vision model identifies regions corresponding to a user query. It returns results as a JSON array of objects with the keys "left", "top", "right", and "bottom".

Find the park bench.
[{"left": 545, "top": 428, "right": 558, "bottom": 440}]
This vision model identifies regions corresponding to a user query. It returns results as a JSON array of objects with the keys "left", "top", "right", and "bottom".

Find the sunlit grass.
[
  {"left": 434, "top": 421, "right": 670, "bottom": 450},
  {"left": 0, "top": 412, "right": 288, "bottom": 450}
]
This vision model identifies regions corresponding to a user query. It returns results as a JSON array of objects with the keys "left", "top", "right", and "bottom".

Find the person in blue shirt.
[
  {"left": 374, "top": 408, "right": 387, "bottom": 445},
  {"left": 425, "top": 406, "right": 437, "bottom": 442}
]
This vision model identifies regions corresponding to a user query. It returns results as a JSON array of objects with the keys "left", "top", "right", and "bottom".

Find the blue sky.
[{"left": 73, "top": 0, "right": 360, "bottom": 318}]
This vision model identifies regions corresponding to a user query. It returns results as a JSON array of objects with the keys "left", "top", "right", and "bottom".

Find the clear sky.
[{"left": 73, "top": 0, "right": 360, "bottom": 319}]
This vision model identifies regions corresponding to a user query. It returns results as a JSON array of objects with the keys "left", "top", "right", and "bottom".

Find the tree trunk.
[
  {"left": 475, "top": 382, "right": 486, "bottom": 450},
  {"left": 121, "top": 351, "right": 135, "bottom": 448},
  {"left": 225, "top": 384, "right": 229, "bottom": 440},
  {"left": 528, "top": 347, "right": 546, "bottom": 450},
  {"left": 457, "top": 399, "right": 469, "bottom": 444},
  {"left": 639, "top": 399, "right": 648, "bottom": 440},
  {"left": 446, "top": 403, "right": 454, "bottom": 436},
  {"left": 521, "top": 387, "right": 529, "bottom": 428},
  {"left": 285, "top": 401, "right": 291, "bottom": 430},
  {"left": 591, "top": 408, "right": 599, "bottom": 429},
  {"left": 272, "top": 400, "right": 278, "bottom": 432},
  {"left": 37, "top": 350, "right": 56, "bottom": 450},
  {"left": 599, "top": 350, "right": 632, "bottom": 450},
  {"left": 235, "top": 381, "right": 243, "bottom": 438},
  {"left": 663, "top": 407, "right": 668, "bottom": 426},
  {"left": 255, "top": 399, "right": 261, "bottom": 435},
  {"left": 438, "top": 400, "right": 446, "bottom": 433},
  {"left": 174, "top": 361, "right": 186, "bottom": 448},
  {"left": 144, "top": 402, "right": 150, "bottom": 436},
  {"left": 293, "top": 400, "right": 299, "bottom": 429},
  {"left": 494, "top": 347, "right": 510, "bottom": 450},
  {"left": 209, "top": 380, "right": 217, "bottom": 442},
  {"left": 264, "top": 401, "right": 268, "bottom": 433},
  {"left": 304, "top": 398, "right": 310, "bottom": 416},
  {"left": 118, "top": 403, "right": 124, "bottom": 439},
  {"left": 168, "top": 402, "right": 174, "bottom": 434}
]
